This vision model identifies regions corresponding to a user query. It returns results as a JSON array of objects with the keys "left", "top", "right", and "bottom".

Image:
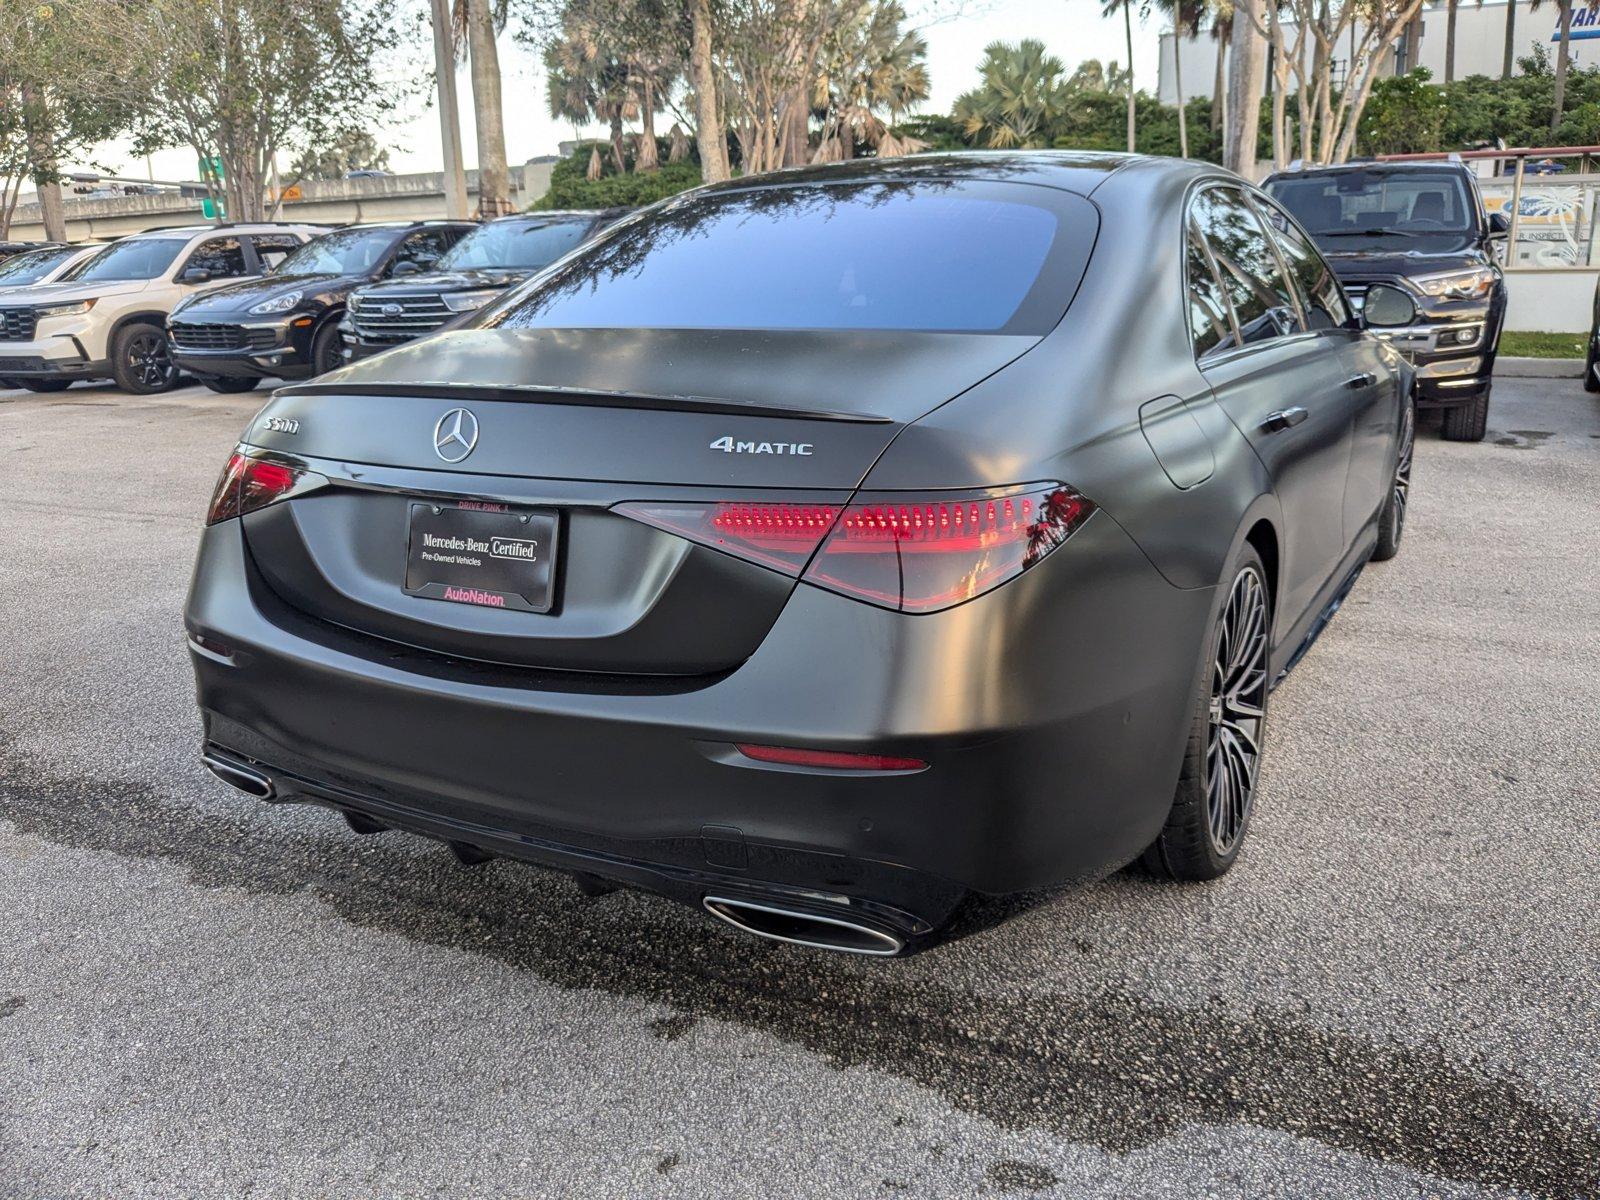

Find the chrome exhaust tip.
[
  {"left": 201, "top": 752, "right": 274, "bottom": 801},
  {"left": 703, "top": 895, "right": 905, "bottom": 956}
]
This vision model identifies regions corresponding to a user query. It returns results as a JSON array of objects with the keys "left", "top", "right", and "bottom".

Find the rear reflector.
[
  {"left": 734, "top": 743, "right": 927, "bottom": 772},
  {"left": 615, "top": 483, "right": 1093, "bottom": 613},
  {"left": 206, "top": 451, "right": 327, "bottom": 525}
]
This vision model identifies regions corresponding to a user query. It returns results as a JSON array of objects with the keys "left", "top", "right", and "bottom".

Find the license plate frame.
[{"left": 403, "top": 501, "right": 560, "bottom": 614}]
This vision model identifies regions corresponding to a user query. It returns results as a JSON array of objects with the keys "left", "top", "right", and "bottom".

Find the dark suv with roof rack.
[
  {"left": 340, "top": 210, "right": 625, "bottom": 362},
  {"left": 1265, "top": 160, "right": 1509, "bottom": 441},
  {"left": 167, "top": 220, "right": 473, "bottom": 392}
]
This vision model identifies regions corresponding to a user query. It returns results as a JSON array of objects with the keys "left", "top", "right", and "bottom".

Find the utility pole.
[{"left": 429, "top": 0, "right": 469, "bottom": 220}]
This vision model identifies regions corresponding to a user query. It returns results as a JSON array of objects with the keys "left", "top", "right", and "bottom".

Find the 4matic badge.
[{"left": 709, "top": 435, "right": 813, "bottom": 456}]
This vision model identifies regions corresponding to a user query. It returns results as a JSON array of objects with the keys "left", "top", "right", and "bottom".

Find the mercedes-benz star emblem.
[{"left": 433, "top": 408, "right": 479, "bottom": 463}]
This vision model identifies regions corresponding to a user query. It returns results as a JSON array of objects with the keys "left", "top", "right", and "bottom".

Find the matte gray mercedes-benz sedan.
[{"left": 186, "top": 152, "right": 1415, "bottom": 955}]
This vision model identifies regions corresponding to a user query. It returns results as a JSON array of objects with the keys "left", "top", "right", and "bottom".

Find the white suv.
[{"left": 0, "top": 223, "right": 317, "bottom": 395}]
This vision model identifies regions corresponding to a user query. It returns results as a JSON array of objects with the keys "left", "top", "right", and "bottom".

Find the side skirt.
[{"left": 1271, "top": 553, "right": 1370, "bottom": 691}]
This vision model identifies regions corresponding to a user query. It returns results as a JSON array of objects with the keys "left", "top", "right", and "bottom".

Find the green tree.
[
  {"left": 97, "top": 0, "right": 409, "bottom": 223},
  {"left": 952, "top": 39, "right": 1069, "bottom": 149},
  {"left": 0, "top": 0, "right": 140, "bottom": 238},
  {"left": 289, "top": 130, "right": 392, "bottom": 180},
  {"left": 1358, "top": 69, "right": 1447, "bottom": 155}
]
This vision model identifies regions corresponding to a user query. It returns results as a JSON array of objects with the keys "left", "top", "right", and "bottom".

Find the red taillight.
[
  {"left": 613, "top": 499, "right": 843, "bottom": 576},
  {"left": 735, "top": 743, "right": 927, "bottom": 772},
  {"left": 614, "top": 483, "right": 1093, "bottom": 613},
  {"left": 807, "top": 484, "right": 1093, "bottom": 613},
  {"left": 206, "top": 451, "right": 323, "bottom": 525}
]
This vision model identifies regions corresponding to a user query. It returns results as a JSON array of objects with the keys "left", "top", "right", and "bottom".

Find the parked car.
[
  {"left": 1584, "top": 278, "right": 1600, "bottom": 394},
  {"left": 1265, "top": 159, "right": 1507, "bottom": 441},
  {"left": 0, "top": 223, "right": 318, "bottom": 394},
  {"left": 0, "top": 241, "right": 61, "bottom": 263},
  {"left": 340, "top": 210, "right": 624, "bottom": 361},
  {"left": 0, "top": 242, "right": 108, "bottom": 288},
  {"left": 166, "top": 220, "right": 474, "bottom": 392},
  {"left": 188, "top": 153, "right": 1414, "bottom": 955}
]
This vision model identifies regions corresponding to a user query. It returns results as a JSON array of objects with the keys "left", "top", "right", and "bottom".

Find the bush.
[
  {"left": 1051, "top": 93, "right": 1224, "bottom": 163},
  {"left": 1360, "top": 70, "right": 1448, "bottom": 155},
  {"left": 530, "top": 149, "right": 702, "bottom": 212}
]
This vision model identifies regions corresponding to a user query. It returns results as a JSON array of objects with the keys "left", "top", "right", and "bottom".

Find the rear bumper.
[{"left": 185, "top": 513, "right": 1211, "bottom": 934}]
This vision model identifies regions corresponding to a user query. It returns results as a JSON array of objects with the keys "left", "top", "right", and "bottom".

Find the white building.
[{"left": 1157, "top": 0, "right": 1594, "bottom": 107}]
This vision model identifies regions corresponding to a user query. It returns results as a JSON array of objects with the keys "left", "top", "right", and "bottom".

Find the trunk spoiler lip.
[{"left": 272, "top": 380, "right": 895, "bottom": 425}]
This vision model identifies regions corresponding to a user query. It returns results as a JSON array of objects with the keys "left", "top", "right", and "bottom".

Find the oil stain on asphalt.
[{"left": 1, "top": 745, "right": 1596, "bottom": 1200}]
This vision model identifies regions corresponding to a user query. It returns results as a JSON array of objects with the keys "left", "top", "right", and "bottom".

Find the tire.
[
  {"left": 1140, "top": 546, "right": 1270, "bottom": 881},
  {"left": 199, "top": 375, "right": 262, "bottom": 394},
  {"left": 1586, "top": 322, "right": 1600, "bottom": 394},
  {"left": 310, "top": 320, "right": 343, "bottom": 376},
  {"left": 111, "top": 322, "right": 180, "bottom": 395},
  {"left": 1371, "top": 398, "right": 1414, "bottom": 563},
  {"left": 1440, "top": 384, "right": 1489, "bottom": 442},
  {"left": 18, "top": 378, "right": 71, "bottom": 393}
]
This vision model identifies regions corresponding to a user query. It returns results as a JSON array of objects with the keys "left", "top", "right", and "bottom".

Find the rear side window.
[
  {"left": 250, "top": 234, "right": 303, "bottom": 271},
  {"left": 394, "top": 228, "right": 456, "bottom": 271},
  {"left": 1255, "top": 198, "right": 1350, "bottom": 330},
  {"left": 1185, "top": 222, "right": 1235, "bottom": 359},
  {"left": 1191, "top": 187, "right": 1299, "bottom": 347},
  {"left": 493, "top": 181, "right": 1096, "bottom": 334},
  {"left": 185, "top": 237, "right": 249, "bottom": 279}
]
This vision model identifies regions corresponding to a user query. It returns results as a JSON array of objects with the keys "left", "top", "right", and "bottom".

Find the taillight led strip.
[{"left": 616, "top": 483, "right": 1093, "bottom": 614}]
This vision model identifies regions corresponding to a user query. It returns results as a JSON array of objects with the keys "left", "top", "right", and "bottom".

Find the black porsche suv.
[
  {"left": 340, "top": 210, "right": 625, "bottom": 362},
  {"left": 166, "top": 221, "right": 474, "bottom": 391},
  {"left": 1266, "top": 160, "right": 1509, "bottom": 441}
]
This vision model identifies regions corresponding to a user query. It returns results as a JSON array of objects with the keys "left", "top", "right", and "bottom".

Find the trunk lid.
[{"left": 238, "top": 325, "right": 1040, "bottom": 674}]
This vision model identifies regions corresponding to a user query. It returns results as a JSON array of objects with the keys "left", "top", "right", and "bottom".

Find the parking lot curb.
[{"left": 1495, "top": 356, "right": 1583, "bottom": 379}]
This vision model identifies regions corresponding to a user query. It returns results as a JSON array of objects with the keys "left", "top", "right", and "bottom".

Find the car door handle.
[
  {"left": 1262, "top": 406, "right": 1309, "bottom": 433},
  {"left": 1344, "top": 372, "right": 1378, "bottom": 389}
]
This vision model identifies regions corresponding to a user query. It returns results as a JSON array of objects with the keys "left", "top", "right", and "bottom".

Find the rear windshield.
[
  {"left": 493, "top": 181, "right": 1092, "bottom": 334},
  {"left": 0, "top": 245, "right": 77, "bottom": 284},
  {"left": 65, "top": 238, "right": 186, "bottom": 282},
  {"left": 1267, "top": 170, "right": 1477, "bottom": 249},
  {"left": 440, "top": 218, "right": 593, "bottom": 271}
]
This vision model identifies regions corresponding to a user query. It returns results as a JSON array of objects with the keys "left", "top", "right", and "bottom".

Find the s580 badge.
[{"left": 709, "top": 435, "right": 813, "bottom": 456}]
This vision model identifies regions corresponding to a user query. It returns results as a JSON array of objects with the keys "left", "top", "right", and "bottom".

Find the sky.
[{"left": 82, "top": 0, "right": 1164, "bottom": 185}]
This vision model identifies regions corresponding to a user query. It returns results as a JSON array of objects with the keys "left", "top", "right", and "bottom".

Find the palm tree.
[
  {"left": 455, "top": 0, "right": 511, "bottom": 217},
  {"left": 544, "top": 22, "right": 637, "bottom": 174},
  {"left": 953, "top": 39, "right": 1068, "bottom": 149},
  {"left": 1502, "top": 0, "right": 1517, "bottom": 79},
  {"left": 1553, "top": 0, "right": 1575, "bottom": 133},
  {"left": 1154, "top": 0, "right": 1206, "bottom": 157},
  {"left": 1102, "top": 0, "right": 1139, "bottom": 152},
  {"left": 813, "top": 0, "right": 930, "bottom": 161}
]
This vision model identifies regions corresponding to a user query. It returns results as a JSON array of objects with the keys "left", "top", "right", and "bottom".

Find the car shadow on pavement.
[{"left": 1, "top": 742, "right": 1595, "bottom": 1200}]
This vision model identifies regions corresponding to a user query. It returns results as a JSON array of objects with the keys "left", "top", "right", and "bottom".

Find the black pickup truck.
[{"left": 1265, "top": 160, "right": 1509, "bottom": 442}]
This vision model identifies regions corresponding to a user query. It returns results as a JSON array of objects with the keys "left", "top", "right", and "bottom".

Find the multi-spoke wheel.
[
  {"left": 1140, "top": 546, "right": 1272, "bottom": 880},
  {"left": 1373, "top": 400, "right": 1414, "bottom": 562},
  {"left": 112, "top": 321, "right": 181, "bottom": 395},
  {"left": 1205, "top": 566, "right": 1268, "bottom": 856}
]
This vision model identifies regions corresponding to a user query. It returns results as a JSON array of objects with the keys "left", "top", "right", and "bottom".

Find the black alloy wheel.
[
  {"left": 1140, "top": 547, "right": 1271, "bottom": 881},
  {"left": 1205, "top": 565, "right": 1269, "bottom": 857},
  {"left": 1372, "top": 400, "right": 1414, "bottom": 562},
  {"left": 113, "top": 322, "right": 180, "bottom": 394}
]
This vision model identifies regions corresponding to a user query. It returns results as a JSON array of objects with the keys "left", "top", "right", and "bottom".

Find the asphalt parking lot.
[{"left": 0, "top": 376, "right": 1596, "bottom": 1199}]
